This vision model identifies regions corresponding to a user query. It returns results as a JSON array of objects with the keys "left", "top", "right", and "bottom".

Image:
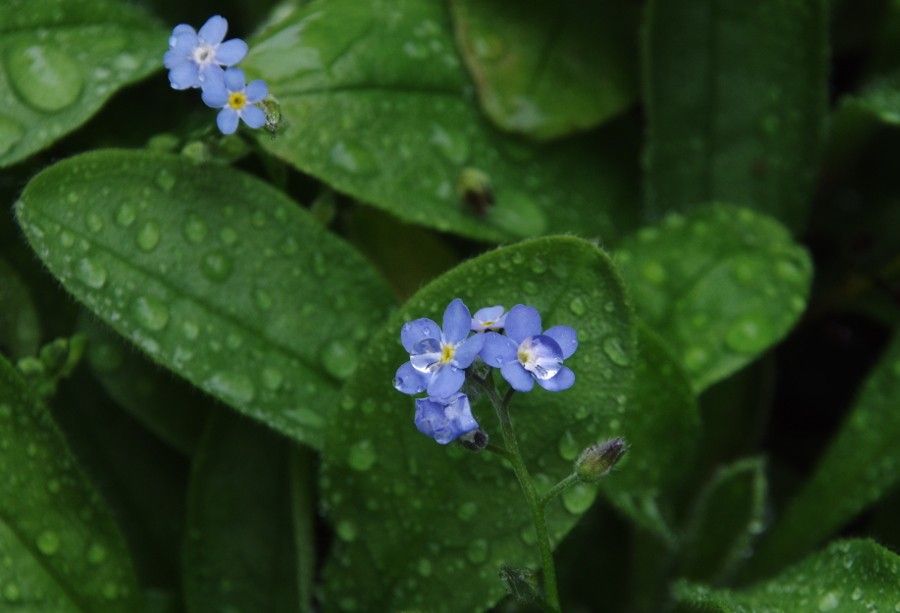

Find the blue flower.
[
  {"left": 414, "top": 393, "right": 479, "bottom": 444},
  {"left": 480, "top": 304, "right": 577, "bottom": 392},
  {"left": 471, "top": 305, "right": 507, "bottom": 332},
  {"left": 201, "top": 68, "right": 268, "bottom": 134},
  {"left": 394, "top": 298, "right": 485, "bottom": 398},
  {"left": 164, "top": 15, "right": 248, "bottom": 91}
]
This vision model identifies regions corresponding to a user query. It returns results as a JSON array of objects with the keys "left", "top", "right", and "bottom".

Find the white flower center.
[{"left": 192, "top": 44, "right": 216, "bottom": 66}]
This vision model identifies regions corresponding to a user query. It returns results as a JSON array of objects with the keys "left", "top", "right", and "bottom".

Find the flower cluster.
[
  {"left": 394, "top": 299, "right": 578, "bottom": 444},
  {"left": 164, "top": 15, "right": 269, "bottom": 135}
]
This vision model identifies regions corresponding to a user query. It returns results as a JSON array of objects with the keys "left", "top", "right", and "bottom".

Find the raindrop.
[
  {"left": 562, "top": 483, "right": 595, "bottom": 514},
  {"left": 683, "top": 346, "right": 708, "bottom": 372},
  {"left": 417, "top": 558, "right": 432, "bottom": 577},
  {"left": 488, "top": 194, "right": 547, "bottom": 238},
  {"left": 86, "top": 212, "right": 104, "bottom": 233},
  {"left": 254, "top": 288, "right": 273, "bottom": 312},
  {"left": 132, "top": 296, "right": 169, "bottom": 331},
  {"left": 206, "top": 372, "right": 256, "bottom": 404},
  {"left": 466, "top": 539, "right": 489, "bottom": 564},
  {"left": 348, "top": 439, "right": 377, "bottom": 471},
  {"left": 321, "top": 339, "right": 358, "bottom": 380},
  {"left": 182, "top": 321, "right": 199, "bottom": 340},
  {"left": 2, "top": 582, "right": 19, "bottom": 602},
  {"left": 5, "top": 43, "right": 83, "bottom": 112},
  {"left": 59, "top": 230, "right": 75, "bottom": 248},
  {"left": 155, "top": 169, "right": 175, "bottom": 192},
  {"left": 0, "top": 115, "right": 23, "bottom": 157},
  {"left": 330, "top": 142, "right": 376, "bottom": 175},
  {"left": 602, "top": 336, "right": 631, "bottom": 366},
  {"left": 115, "top": 203, "right": 136, "bottom": 227},
  {"left": 429, "top": 124, "right": 469, "bottom": 164},
  {"left": 336, "top": 520, "right": 357, "bottom": 542},
  {"left": 75, "top": 257, "right": 107, "bottom": 289},
  {"left": 641, "top": 261, "right": 666, "bottom": 284},
  {"left": 557, "top": 431, "right": 579, "bottom": 461},
  {"left": 457, "top": 501, "right": 478, "bottom": 521},
  {"left": 261, "top": 367, "right": 283, "bottom": 391},
  {"left": 818, "top": 592, "right": 840, "bottom": 611},
  {"left": 568, "top": 297, "right": 587, "bottom": 316},
  {"left": 36, "top": 530, "right": 60, "bottom": 555},
  {"left": 725, "top": 316, "right": 772, "bottom": 354},
  {"left": 87, "top": 544, "right": 107, "bottom": 564},
  {"left": 201, "top": 251, "right": 233, "bottom": 281},
  {"left": 183, "top": 216, "right": 207, "bottom": 243},
  {"left": 136, "top": 221, "right": 160, "bottom": 252},
  {"left": 220, "top": 227, "right": 238, "bottom": 245}
]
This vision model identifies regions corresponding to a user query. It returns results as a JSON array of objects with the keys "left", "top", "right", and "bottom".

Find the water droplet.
[
  {"left": 725, "top": 316, "right": 772, "bottom": 353},
  {"left": 182, "top": 321, "right": 199, "bottom": 340},
  {"left": 201, "top": 251, "right": 233, "bottom": 281},
  {"left": 568, "top": 297, "right": 587, "bottom": 316},
  {"left": 206, "top": 372, "right": 256, "bottom": 404},
  {"left": 683, "top": 346, "right": 708, "bottom": 371},
  {"left": 466, "top": 539, "right": 489, "bottom": 564},
  {"left": 254, "top": 288, "right": 273, "bottom": 311},
  {"left": 36, "top": 530, "right": 60, "bottom": 555},
  {"left": 86, "top": 212, "right": 104, "bottom": 233},
  {"left": 0, "top": 115, "right": 23, "bottom": 157},
  {"left": 429, "top": 124, "right": 468, "bottom": 164},
  {"left": 336, "top": 520, "right": 357, "bottom": 542},
  {"left": 5, "top": 43, "right": 83, "bottom": 112},
  {"left": 330, "top": 142, "right": 376, "bottom": 175},
  {"left": 87, "top": 544, "right": 107, "bottom": 564},
  {"left": 136, "top": 221, "right": 160, "bottom": 252},
  {"left": 2, "top": 582, "right": 19, "bottom": 602},
  {"left": 183, "top": 216, "right": 207, "bottom": 243},
  {"left": 261, "top": 367, "right": 283, "bottom": 391},
  {"left": 59, "top": 230, "right": 75, "bottom": 248},
  {"left": 321, "top": 339, "right": 357, "bottom": 380},
  {"left": 521, "top": 526, "right": 537, "bottom": 545},
  {"left": 115, "top": 203, "right": 136, "bottom": 227},
  {"left": 562, "top": 483, "right": 595, "bottom": 514},
  {"left": 76, "top": 257, "right": 107, "bottom": 289},
  {"left": 348, "top": 439, "right": 376, "bottom": 471},
  {"left": 818, "top": 591, "right": 840, "bottom": 611},
  {"left": 155, "top": 169, "right": 175, "bottom": 192},
  {"left": 488, "top": 193, "right": 547, "bottom": 238},
  {"left": 417, "top": 558, "right": 432, "bottom": 577},
  {"left": 219, "top": 227, "right": 238, "bottom": 245},
  {"left": 457, "top": 501, "right": 478, "bottom": 521},
  {"left": 602, "top": 336, "right": 630, "bottom": 366},
  {"left": 558, "top": 431, "right": 579, "bottom": 461},
  {"left": 641, "top": 261, "right": 666, "bottom": 284},
  {"left": 523, "top": 280, "right": 538, "bottom": 294},
  {"left": 132, "top": 296, "right": 169, "bottom": 331}
]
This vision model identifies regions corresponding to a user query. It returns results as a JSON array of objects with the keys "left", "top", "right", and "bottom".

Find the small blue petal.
[
  {"left": 216, "top": 108, "right": 239, "bottom": 134},
  {"left": 223, "top": 67, "right": 245, "bottom": 91},
  {"left": 452, "top": 333, "right": 484, "bottom": 369},
  {"left": 501, "top": 361, "right": 534, "bottom": 392},
  {"left": 427, "top": 366, "right": 465, "bottom": 397},
  {"left": 471, "top": 305, "right": 506, "bottom": 331},
  {"left": 505, "top": 304, "right": 542, "bottom": 344},
  {"left": 215, "top": 39, "right": 248, "bottom": 66},
  {"left": 544, "top": 325, "right": 578, "bottom": 360},
  {"left": 414, "top": 394, "right": 478, "bottom": 444},
  {"left": 198, "top": 14, "right": 228, "bottom": 44},
  {"left": 168, "top": 61, "right": 199, "bottom": 90},
  {"left": 394, "top": 362, "right": 427, "bottom": 395},
  {"left": 245, "top": 79, "right": 268, "bottom": 103},
  {"left": 241, "top": 105, "right": 266, "bottom": 129},
  {"left": 479, "top": 332, "right": 516, "bottom": 367},
  {"left": 169, "top": 30, "right": 197, "bottom": 54},
  {"left": 201, "top": 79, "right": 228, "bottom": 107},
  {"left": 537, "top": 366, "right": 575, "bottom": 392},
  {"left": 519, "top": 334, "right": 563, "bottom": 380},
  {"left": 163, "top": 49, "right": 186, "bottom": 69},
  {"left": 199, "top": 64, "right": 225, "bottom": 89},
  {"left": 400, "top": 318, "right": 441, "bottom": 353},
  {"left": 442, "top": 298, "right": 471, "bottom": 344}
]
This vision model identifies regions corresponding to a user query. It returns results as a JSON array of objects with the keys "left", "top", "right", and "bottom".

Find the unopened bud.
[
  {"left": 458, "top": 428, "right": 490, "bottom": 452},
  {"left": 457, "top": 167, "right": 494, "bottom": 217},
  {"left": 575, "top": 438, "right": 627, "bottom": 482}
]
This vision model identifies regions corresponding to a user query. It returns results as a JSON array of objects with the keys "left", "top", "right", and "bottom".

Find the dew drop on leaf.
[
  {"left": 348, "top": 439, "right": 377, "bottom": 471},
  {"left": 5, "top": 43, "right": 83, "bottom": 112},
  {"left": 136, "top": 221, "right": 160, "bottom": 252},
  {"left": 36, "top": 530, "right": 60, "bottom": 555},
  {"left": 75, "top": 257, "right": 107, "bottom": 289},
  {"left": 321, "top": 339, "right": 358, "bottom": 380},
  {"left": 561, "top": 483, "right": 595, "bottom": 514},
  {"left": 132, "top": 296, "right": 169, "bottom": 331},
  {"left": 0, "top": 115, "right": 23, "bottom": 157}
]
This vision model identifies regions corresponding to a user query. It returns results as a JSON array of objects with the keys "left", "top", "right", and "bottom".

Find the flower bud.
[
  {"left": 458, "top": 428, "right": 490, "bottom": 452},
  {"left": 574, "top": 438, "right": 627, "bottom": 482},
  {"left": 456, "top": 167, "right": 494, "bottom": 217}
]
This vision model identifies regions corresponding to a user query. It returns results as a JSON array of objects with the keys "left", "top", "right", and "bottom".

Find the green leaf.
[
  {"left": 80, "top": 313, "right": 209, "bottom": 455},
  {"left": 321, "top": 236, "right": 636, "bottom": 611},
  {"left": 15, "top": 149, "right": 395, "bottom": 449},
  {"left": 0, "top": 258, "right": 41, "bottom": 358},
  {"left": 674, "top": 540, "right": 900, "bottom": 612},
  {"left": 244, "top": 0, "right": 638, "bottom": 242},
  {"left": 748, "top": 333, "right": 900, "bottom": 578},
  {"left": 643, "top": 0, "right": 828, "bottom": 230},
  {"left": 184, "top": 412, "right": 315, "bottom": 613},
  {"left": 677, "top": 458, "right": 767, "bottom": 584},
  {"left": 448, "top": 0, "right": 638, "bottom": 140},
  {"left": 843, "top": 70, "right": 900, "bottom": 125},
  {"left": 0, "top": 353, "right": 139, "bottom": 611},
  {"left": 0, "top": 0, "right": 165, "bottom": 167},
  {"left": 615, "top": 205, "right": 812, "bottom": 392}
]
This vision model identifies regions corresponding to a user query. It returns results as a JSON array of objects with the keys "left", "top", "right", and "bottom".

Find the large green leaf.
[
  {"left": 448, "top": 0, "right": 638, "bottom": 140},
  {"left": 0, "top": 354, "right": 139, "bottom": 611},
  {"left": 321, "top": 236, "right": 636, "bottom": 611},
  {"left": 615, "top": 205, "right": 812, "bottom": 392},
  {"left": 0, "top": 0, "right": 165, "bottom": 167},
  {"left": 643, "top": 0, "right": 828, "bottom": 230},
  {"left": 674, "top": 540, "right": 900, "bottom": 612},
  {"left": 748, "top": 333, "right": 900, "bottom": 578},
  {"left": 16, "top": 149, "right": 395, "bottom": 449},
  {"left": 0, "top": 258, "right": 41, "bottom": 358},
  {"left": 244, "top": 0, "right": 638, "bottom": 242},
  {"left": 184, "top": 412, "right": 315, "bottom": 613}
]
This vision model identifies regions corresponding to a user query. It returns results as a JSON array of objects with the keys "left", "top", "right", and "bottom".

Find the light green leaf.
[
  {"left": 15, "top": 149, "right": 395, "bottom": 449},
  {"left": 184, "top": 412, "right": 315, "bottom": 613},
  {"left": 0, "top": 258, "right": 41, "bottom": 358},
  {"left": 843, "top": 71, "right": 900, "bottom": 125},
  {"left": 245, "top": 0, "right": 638, "bottom": 242},
  {"left": 615, "top": 205, "right": 812, "bottom": 392},
  {"left": 674, "top": 540, "right": 900, "bottom": 613},
  {"left": 643, "top": 0, "right": 828, "bottom": 230},
  {"left": 0, "top": 354, "right": 139, "bottom": 611},
  {"left": 748, "top": 333, "right": 900, "bottom": 578},
  {"left": 321, "top": 236, "right": 636, "bottom": 611},
  {"left": 448, "top": 0, "right": 638, "bottom": 140},
  {"left": 677, "top": 458, "right": 767, "bottom": 584},
  {"left": 0, "top": 0, "right": 165, "bottom": 167}
]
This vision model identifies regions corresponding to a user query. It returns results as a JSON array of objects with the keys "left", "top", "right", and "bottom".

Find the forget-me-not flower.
[
  {"left": 414, "top": 393, "right": 479, "bottom": 444},
  {"left": 164, "top": 15, "right": 248, "bottom": 91},
  {"left": 394, "top": 298, "right": 485, "bottom": 398},
  {"left": 201, "top": 68, "right": 268, "bottom": 134},
  {"left": 471, "top": 305, "right": 507, "bottom": 332},
  {"left": 480, "top": 304, "right": 577, "bottom": 392}
]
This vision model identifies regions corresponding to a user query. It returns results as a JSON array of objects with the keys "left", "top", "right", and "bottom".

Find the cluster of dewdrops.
[
  {"left": 394, "top": 299, "right": 578, "bottom": 445},
  {"left": 163, "top": 15, "right": 268, "bottom": 135}
]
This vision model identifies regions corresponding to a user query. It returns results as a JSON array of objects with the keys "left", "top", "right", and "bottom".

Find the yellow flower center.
[
  {"left": 482, "top": 320, "right": 495, "bottom": 328},
  {"left": 227, "top": 91, "right": 247, "bottom": 110},
  {"left": 439, "top": 343, "right": 456, "bottom": 364},
  {"left": 518, "top": 348, "right": 532, "bottom": 365}
]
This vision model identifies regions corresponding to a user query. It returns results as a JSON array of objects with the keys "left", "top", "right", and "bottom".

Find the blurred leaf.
[
  {"left": 0, "top": 258, "right": 40, "bottom": 358},
  {"left": 748, "top": 333, "right": 900, "bottom": 578},
  {"left": 16, "top": 150, "right": 395, "bottom": 449},
  {"left": 244, "top": 0, "right": 639, "bottom": 242},
  {"left": 0, "top": 0, "right": 165, "bottom": 167},
  {"left": 81, "top": 313, "right": 209, "bottom": 455},
  {"left": 615, "top": 205, "right": 812, "bottom": 392},
  {"left": 0, "top": 354, "right": 139, "bottom": 610},
  {"left": 674, "top": 540, "right": 900, "bottom": 612},
  {"left": 184, "top": 412, "right": 315, "bottom": 613},
  {"left": 841, "top": 70, "right": 900, "bottom": 127},
  {"left": 677, "top": 458, "right": 767, "bottom": 584},
  {"left": 448, "top": 0, "right": 638, "bottom": 140},
  {"left": 643, "top": 0, "right": 828, "bottom": 230},
  {"left": 321, "top": 237, "right": 636, "bottom": 611}
]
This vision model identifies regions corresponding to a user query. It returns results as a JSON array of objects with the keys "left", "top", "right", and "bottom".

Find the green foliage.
[
  {"left": 449, "top": 0, "right": 638, "bottom": 140},
  {"left": 15, "top": 149, "right": 394, "bottom": 448},
  {"left": 0, "top": 258, "right": 41, "bottom": 358},
  {"left": 0, "top": 354, "right": 139, "bottom": 611},
  {"left": 615, "top": 205, "right": 812, "bottom": 392},
  {"left": 321, "top": 237, "right": 635, "bottom": 611},
  {"left": 0, "top": 0, "right": 165, "bottom": 167}
]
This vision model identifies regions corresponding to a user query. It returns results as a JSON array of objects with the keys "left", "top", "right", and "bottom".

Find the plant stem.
[{"left": 539, "top": 473, "right": 580, "bottom": 508}]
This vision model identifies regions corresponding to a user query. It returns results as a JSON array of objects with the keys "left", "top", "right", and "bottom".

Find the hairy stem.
[{"left": 539, "top": 473, "right": 580, "bottom": 508}]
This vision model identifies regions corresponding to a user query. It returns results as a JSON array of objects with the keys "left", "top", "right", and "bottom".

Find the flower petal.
[
  {"left": 215, "top": 38, "right": 248, "bottom": 66},
  {"left": 201, "top": 79, "right": 228, "bottom": 107},
  {"left": 400, "top": 318, "right": 441, "bottom": 353},
  {"left": 393, "top": 362, "right": 427, "bottom": 395},
  {"left": 216, "top": 108, "right": 239, "bottom": 135},
  {"left": 471, "top": 305, "right": 506, "bottom": 331},
  {"left": 169, "top": 29, "right": 197, "bottom": 53},
  {"left": 163, "top": 49, "right": 187, "bottom": 69},
  {"left": 427, "top": 366, "right": 465, "bottom": 397},
  {"left": 479, "top": 332, "right": 517, "bottom": 367},
  {"left": 442, "top": 298, "right": 471, "bottom": 344},
  {"left": 519, "top": 334, "right": 563, "bottom": 380},
  {"left": 415, "top": 395, "right": 477, "bottom": 445},
  {"left": 452, "top": 333, "right": 485, "bottom": 369},
  {"left": 198, "top": 15, "right": 228, "bottom": 44},
  {"left": 409, "top": 338, "right": 441, "bottom": 373},
  {"left": 501, "top": 361, "right": 534, "bottom": 392},
  {"left": 537, "top": 366, "right": 575, "bottom": 392},
  {"left": 241, "top": 105, "right": 266, "bottom": 129},
  {"left": 223, "top": 67, "right": 245, "bottom": 91},
  {"left": 544, "top": 325, "right": 578, "bottom": 359},
  {"left": 168, "top": 61, "right": 199, "bottom": 90},
  {"left": 504, "top": 304, "right": 542, "bottom": 344},
  {"left": 245, "top": 79, "right": 268, "bottom": 103},
  {"left": 199, "top": 64, "right": 224, "bottom": 90}
]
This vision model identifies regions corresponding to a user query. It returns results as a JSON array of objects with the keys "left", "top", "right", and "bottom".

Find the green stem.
[{"left": 539, "top": 473, "right": 580, "bottom": 508}]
